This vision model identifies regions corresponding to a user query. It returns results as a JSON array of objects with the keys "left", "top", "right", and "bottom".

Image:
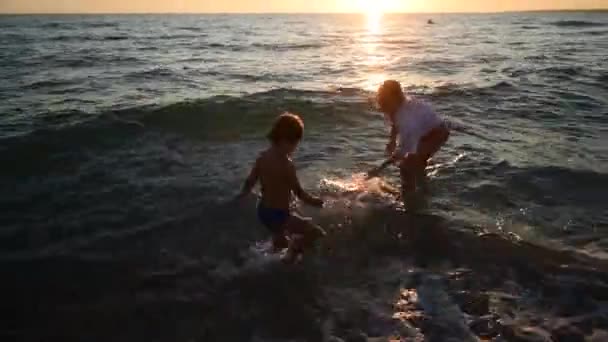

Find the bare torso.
[{"left": 257, "top": 148, "right": 294, "bottom": 210}]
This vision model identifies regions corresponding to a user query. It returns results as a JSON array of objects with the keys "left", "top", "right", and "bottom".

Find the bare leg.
[
  {"left": 415, "top": 126, "right": 450, "bottom": 190},
  {"left": 400, "top": 154, "right": 418, "bottom": 194},
  {"left": 400, "top": 155, "right": 422, "bottom": 209},
  {"left": 416, "top": 158, "right": 429, "bottom": 192},
  {"left": 283, "top": 214, "right": 326, "bottom": 263}
]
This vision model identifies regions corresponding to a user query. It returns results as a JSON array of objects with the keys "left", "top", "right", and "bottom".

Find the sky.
[{"left": 1, "top": 0, "right": 607, "bottom": 14}]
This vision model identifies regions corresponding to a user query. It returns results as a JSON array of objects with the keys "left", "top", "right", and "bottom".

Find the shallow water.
[{"left": 1, "top": 11, "right": 607, "bottom": 341}]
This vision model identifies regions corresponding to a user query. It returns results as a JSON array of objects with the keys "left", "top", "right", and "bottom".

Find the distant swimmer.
[
  {"left": 368, "top": 80, "right": 450, "bottom": 206},
  {"left": 235, "top": 113, "right": 326, "bottom": 263}
]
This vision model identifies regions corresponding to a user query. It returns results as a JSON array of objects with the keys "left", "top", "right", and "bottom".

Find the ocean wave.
[
  {"left": 176, "top": 26, "right": 203, "bottom": 32},
  {"left": 36, "top": 20, "right": 114, "bottom": 30},
  {"left": 485, "top": 164, "right": 606, "bottom": 206},
  {"left": 550, "top": 20, "right": 606, "bottom": 28},
  {"left": 0, "top": 88, "right": 363, "bottom": 151},
  {"left": 47, "top": 53, "right": 140, "bottom": 68},
  {"left": 24, "top": 79, "right": 75, "bottom": 90},
  {"left": 252, "top": 42, "right": 325, "bottom": 51},
  {"left": 539, "top": 65, "right": 586, "bottom": 77},
  {"left": 103, "top": 35, "right": 129, "bottom": 41},
  {"left": 40, "top": 22, "right": 70, "bottom": 29},
  {"left": 448, "top": 160, "right": 608, "bottom": 238},
  {"left": 135, "top": 45, "right": 158, "bottom": 51},
  {"left": 431, "top": 81, "right": 516, "bottom": 97},
  {"left": 197, "top": 42, "right": 247, "bottom": 52},
  {"left": 206, "top": 42, "right": 229, "bottom": 48},
  {"left": 47, "top": 35, "right": 84, "bottom": 42},
  {"left": 224, "top": 72, "right": 309, "bottom": 83},
  {"left": 163, "top": 34, "right": 202, "bottom": 40},
  {"left": 0, "top": 118, "right": 135, "bottom": 179},
  {"left": 597, "top": 72, "right": 608, "bottom": 86},
  {"left": 501, "top": 64, "right": 589, "bottom": 80},
  {"left": 0, "top": 81, "right": 531, "bottom": 157},
  {"left": 82, "top": 21, "right": 118, "bottom": 28},
  {"left": 582, "top": 30, "right": 608, "bottom": 36},
  {"left": 124, "top": 67, "right": 180, "bottom": 80},
  {"left": 0, "top": 32, "right": 29, "bottom": 41},
  {"left": 53, "top": 57, "right": 99, "bottom": 68},
  {"left": 381, "top": 38, "right": 420, "bottom": 46},
  {"left": 138, "top": 88, "right": 373, "bottom": 139},
  {"left": 1, "top": 72, "right": 592, "bottom": 155},
  {"left": 524, "top": 54, "right": 549, "bottom": 61},
  {"left": 48, "top": 34, "right": 129, "bottom": 42},
  {"left": 202, "top": 41, "right": 325, "bottom": 52},
  {"left": 409, "top": 58, "right": 468, "bottom": 75},
  {"left": 4, "top": 208, "right": 608, "bottom": 340},
  {"left": 135, "top": 33, "right": 203, "bottom": 41}
]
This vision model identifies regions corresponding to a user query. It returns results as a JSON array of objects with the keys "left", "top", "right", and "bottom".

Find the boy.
[{"left": 236, "top": 113, "right": 325, "bottom": 263}]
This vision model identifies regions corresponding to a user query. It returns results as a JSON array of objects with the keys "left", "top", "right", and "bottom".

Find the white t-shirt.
[{"left": 395, "top": 98, "right": 443, "bottom": 155}]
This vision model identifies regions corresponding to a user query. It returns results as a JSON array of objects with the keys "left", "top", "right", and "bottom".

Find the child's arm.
[
  {"left": 235, "top": 158, "right": 259, "bottom": 200},
  {"left": 366, "top": 157, "right": 397, "bottom": 180},
  {"left": 386, "top": 123, "right": 397, "bottom": 156},
  {"left": 287, "top": 161, "right": 323, "bottom": 208}
]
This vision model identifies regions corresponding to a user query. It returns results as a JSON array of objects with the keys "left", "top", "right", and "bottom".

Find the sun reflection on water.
[
  {"left": 360, "top": 11, "right": 387, "bottom": 91},
  {"left": 366, "top": 11, "right": 382, "bottom": 34}
]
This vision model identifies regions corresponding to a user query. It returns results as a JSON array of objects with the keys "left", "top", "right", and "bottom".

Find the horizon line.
[{"left": 1, "top": 8, "right": 607, "bottom": 15}]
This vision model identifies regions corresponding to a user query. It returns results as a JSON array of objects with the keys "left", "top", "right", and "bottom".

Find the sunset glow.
[
  {"left": 0, "top": 0, "right": 606, "bottom": 13},
  {"left": 356, "top": 0, "right": 402, "bottom": 16}
]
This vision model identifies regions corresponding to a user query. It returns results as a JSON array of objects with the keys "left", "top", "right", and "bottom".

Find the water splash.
[
  {"left": 320, "top": 172, "right": 400, "bottom": 207},
  {"left": 426, "top": 152, "right": 467, "bottom": 177}
]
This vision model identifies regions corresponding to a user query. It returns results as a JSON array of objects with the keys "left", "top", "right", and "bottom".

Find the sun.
[
  {"left": 357, "top": 0, "right": 400, "bottom": 32},
  {"left": 357, "top": 0, "right": 393, "bottom": 33}
]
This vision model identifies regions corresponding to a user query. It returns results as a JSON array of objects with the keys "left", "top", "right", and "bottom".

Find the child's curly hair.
[{"left": 267, "top": 112, "right": 304, "bottom": 144}]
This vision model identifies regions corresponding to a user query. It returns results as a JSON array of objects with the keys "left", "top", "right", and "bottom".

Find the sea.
[{"left": 1, "top": 11, "right": 607, "bottom": 341}]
